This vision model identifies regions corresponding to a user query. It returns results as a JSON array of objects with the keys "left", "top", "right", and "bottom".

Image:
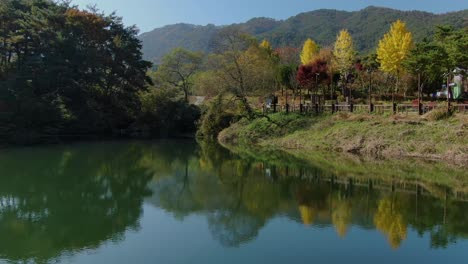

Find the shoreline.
[
  {"left": 218, "top": 139, "right": 468, "bottom": 191},
  {"left": 218, "top": 112, "right": 468, "bottom": 167}
]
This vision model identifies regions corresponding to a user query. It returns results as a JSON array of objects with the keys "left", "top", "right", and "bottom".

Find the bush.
[
  {"left": 197, "top": 96, "right": 239, "bottom": 139},
  {"left": 425, "top": 108, "right": 452, "bottom": 121},
  {"left": 337, "top": 95, "right": 345, "bottom": 103},
  {"left": 134, "top": 87, "right": 201, "bottom": 137}
]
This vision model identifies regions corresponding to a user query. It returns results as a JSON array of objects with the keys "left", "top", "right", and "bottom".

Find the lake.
[{"left": 0, "top": 140, "right": 467, "bottom": 264}]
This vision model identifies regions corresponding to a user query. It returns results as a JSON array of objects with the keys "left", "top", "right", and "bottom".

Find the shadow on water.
[{"left": 0, "top": 139, "right": 467, "bottom": 262}]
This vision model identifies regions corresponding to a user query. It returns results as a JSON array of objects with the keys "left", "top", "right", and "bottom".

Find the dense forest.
[
  {"left": 0, "top": 0, "right": 199, "bottom": 144},
  {"left": 139, "top": 6, "right": 468, "bottom": 64}
]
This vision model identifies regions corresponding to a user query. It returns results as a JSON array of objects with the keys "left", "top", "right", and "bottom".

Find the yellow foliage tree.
[
  {"left": 333, "top": 30, "right": 355, "bottom": 78},
  {"left": 300, "top": 38, "right": 319, "bottom": 65},
  {"left": 377, "top": 20, "right": 413, "bottom": 103},
  {"left": 260, "top": 39, "right": 273, "bottom": 52}
]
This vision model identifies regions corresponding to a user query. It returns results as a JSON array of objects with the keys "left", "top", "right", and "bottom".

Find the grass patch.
[{"left": 219, "top": 112, "right": 468, "bottom": 165}]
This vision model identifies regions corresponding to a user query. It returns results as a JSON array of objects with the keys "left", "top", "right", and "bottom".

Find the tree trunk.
[
  {"left": 392, "top": 75, "right": 399, "bottom": 108},
  {"left": 240, "top": 96, "right": 254, "bottom": 119}
]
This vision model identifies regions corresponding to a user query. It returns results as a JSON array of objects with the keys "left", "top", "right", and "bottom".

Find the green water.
[{"left": 0, "top": 140, "right": 467, "bottom": 264}]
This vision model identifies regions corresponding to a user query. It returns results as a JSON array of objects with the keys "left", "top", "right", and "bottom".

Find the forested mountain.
[{"left": 139, "top": 6, "right": 468, "bottom": 64}]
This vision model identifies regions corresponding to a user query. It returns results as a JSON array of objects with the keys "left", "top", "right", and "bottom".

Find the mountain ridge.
[{"left": 139, "top": 6, "right": 468, "bottom": 64}]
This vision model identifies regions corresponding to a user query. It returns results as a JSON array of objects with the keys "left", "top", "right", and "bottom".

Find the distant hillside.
[{"left": 139, "top": 6, "right": 468, "bottom": 64}]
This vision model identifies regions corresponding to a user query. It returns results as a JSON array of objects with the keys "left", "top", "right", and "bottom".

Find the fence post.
[
  {"left": 393, "top": 103, "right": 397, "bottom": 114},
  {"left": 331, "top": 104, "right": 335, "bottom": 114},
  {"left": 286, "top": 104, "right": 289, "bottom": 114},
  {"left": 315, "top": 103, "right": 319, "bottom": 114},
  {"left": 350, "top": 104, "right": 354, "bottom": 113},
  {"left": 370, "top": 103, "right": 374, "bottom": 113},
  {"left": 300, "top": 104, "right": 303, "bottom": 113},
  {"left": 418, "top": 102, "right": 423, "bottom": 115}
]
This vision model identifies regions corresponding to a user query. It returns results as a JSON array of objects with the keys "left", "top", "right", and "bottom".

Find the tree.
[
  {"left": 275, "top": 46, "right": 300, "bottom": 105},
  {"left": 296, "top": 59, "right": 329, "bottom": 104},
  {"left": 157, "top": 48, "right": 203, "bottom": 102},
  {"left": 315, "top": 47, "right": 338, "bottom": 101},
  {"left": 334, "top": 30, "right": 355, "bottom": 78},
  {"left": 334, "top": 30, "right": 356, "bottom": 102},
  {"left": 435, "top": 26, "right": 468, "bottom": 111},
  {"left": 444, "top": 28, "right": 468, "bottom": 71},
  {"left": 0, "top": 0, "right": 154, "bottom": 142},
  {"left": 377, "top": 20, "right": 413, "bottom": 104},
  {"left": 137, "top": 86, "right": 201, "bottom": 137},
  {"left": 404, "top": 39, "right": 447, "bottom": 113},
  {"left": 207, "top": 27, "right": 277, "bottom": 117},
  {"left": 275, "top": 46, "right": 300, "bottom": 66},
  {"left": 259, "top": 39, "right": 273, "bottom": 54},
  {"left": 300, "top": 38, "right": 319, "bottom": 65},
  {"left": 362, "top": 53, "right": 380, "bottom": 107}
]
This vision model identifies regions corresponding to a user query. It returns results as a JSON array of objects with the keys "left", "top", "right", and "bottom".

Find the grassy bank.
[
  {"left": 219, "top": 111, "right": 468, "bottom": 165},
  {"left": 221, "top": 143, "right": 468, "bottom": 192}
]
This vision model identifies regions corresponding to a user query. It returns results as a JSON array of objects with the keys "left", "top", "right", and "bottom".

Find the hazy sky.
[{"left": 71, "top": 0, "right": 468, "bottom": 33}]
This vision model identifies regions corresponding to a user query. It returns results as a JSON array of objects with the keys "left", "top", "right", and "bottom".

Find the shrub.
[
  {"left": 425, "top": 108, "right": 453, "bottom": 121},
  {"left": 197, "top": 96, "right": 239, "bottom": 139},
  {"left": 135, "top": 87, "right": 201, "bottom": 137}
]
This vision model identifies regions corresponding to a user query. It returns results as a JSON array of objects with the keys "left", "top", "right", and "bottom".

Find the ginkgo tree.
[
  {"left": 334, "top": 30, "right": 356, "bottom": 103},
  {"left": 377, "top": 20, "right": 413, "bottom": 105},
  {"left": 260, "top": 39, "right": 273, "bottom": 54},
  {"left": 300, "top": 38, "right": 319, "bottom": 65}
]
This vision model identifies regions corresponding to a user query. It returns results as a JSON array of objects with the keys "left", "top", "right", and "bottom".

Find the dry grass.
[{"left": 220, "top": 112, "right": 468, "bottom": 166}]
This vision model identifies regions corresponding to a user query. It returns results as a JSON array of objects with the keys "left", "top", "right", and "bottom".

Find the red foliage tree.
[{"left": 296, "top": 59, "right": 330, "bottom": 89}]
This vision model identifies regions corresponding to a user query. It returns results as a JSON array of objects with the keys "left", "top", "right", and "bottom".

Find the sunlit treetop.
[
  {"left": 300, "top": 38, "right": 319, "bottom": 65},
  {"left": 333, "top": 29, "right": 356, "bottom": 75},
  {"left": 377, "top": 20, "right": 413, "bottom": 76}
]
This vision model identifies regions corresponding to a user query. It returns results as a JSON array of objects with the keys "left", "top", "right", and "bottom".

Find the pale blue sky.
[{"left": 71, "top": 0, "right": 468, "bottom": 33}]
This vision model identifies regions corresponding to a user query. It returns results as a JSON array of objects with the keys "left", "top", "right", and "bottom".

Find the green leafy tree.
[
  {"left": 0, "top": 0, "right": 153, "bottom": 142},
  {"left": 207, "top": 27, "right": 277, "bottom": 117},
  {"left": 157, "top": 48, "right": 203, "bottom": 102},
  {"left": 434, "top": 26, "right": 468, "bottom": 110},
  {"left": 404, "top": 39, "right": 447, "bottom": 105}
]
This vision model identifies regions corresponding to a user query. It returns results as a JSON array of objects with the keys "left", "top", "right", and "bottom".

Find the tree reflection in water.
[
  {"left": 147, "top": 141, "right": 468, "bottom": 250},
  {"left": 0, "top": 142, "right": 154, "bottom": 263},
  {"left": 1, "top": 140, "right": 468, "bottom": 263}
]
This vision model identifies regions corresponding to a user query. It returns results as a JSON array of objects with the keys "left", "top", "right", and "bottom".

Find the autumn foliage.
[
  {"left": 377, "top": 20, "right": 413, "bottom": 76},
  {"left": 296, "top": 59, "right": 330, "bottom": 88}
]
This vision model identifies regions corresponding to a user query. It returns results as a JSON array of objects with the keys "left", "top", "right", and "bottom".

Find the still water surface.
[{"left": 0, "top": 140, "right": 467, "bottom": 264}]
